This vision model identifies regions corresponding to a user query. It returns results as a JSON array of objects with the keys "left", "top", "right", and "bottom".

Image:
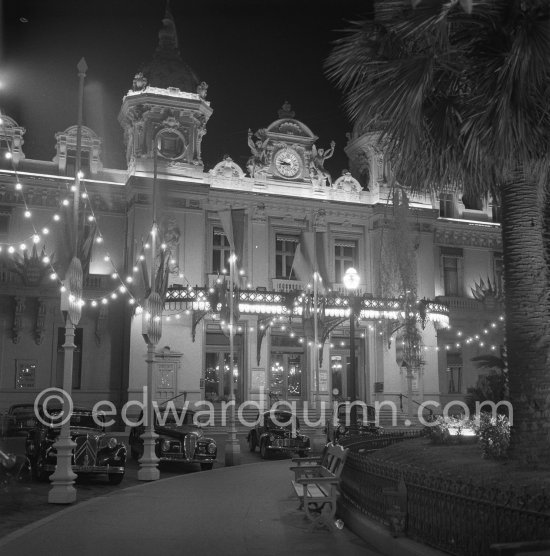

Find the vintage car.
[
  {"left": 5, "top": 404, "right": 36, "bottom": 436},
  {"left": 325, "top": 402, "right": 382, "bottom": 444},
  {"left": 247, "top": 409, "right": 311, "bottom": 459},
  {"left": 25, "top": 408, "right": 126, "bottom": 484},
  {"left": 128, "top": 408, "right": 217, "bottom": 470}
]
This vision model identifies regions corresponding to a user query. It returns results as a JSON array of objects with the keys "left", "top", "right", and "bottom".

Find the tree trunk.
[{"left": 500, "top": 179, "right": 550, "bottom": 465}]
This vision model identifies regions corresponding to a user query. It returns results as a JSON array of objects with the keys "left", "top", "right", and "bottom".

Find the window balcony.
[{"left": 435, "top": 295, "right": 483, "bottom": 312}]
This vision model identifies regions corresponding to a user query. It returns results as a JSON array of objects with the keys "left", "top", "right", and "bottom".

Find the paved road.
[
  {"left": 0, "top": 431, "right": 302, "bottom": 539},
  {"left": 0, "top": 458, "right": 381, "bottom": 556}
]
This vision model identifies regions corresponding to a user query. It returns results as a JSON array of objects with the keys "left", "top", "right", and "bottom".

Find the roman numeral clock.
[{"left": 274, "top": 147, "right": 302, "bottom": 178}]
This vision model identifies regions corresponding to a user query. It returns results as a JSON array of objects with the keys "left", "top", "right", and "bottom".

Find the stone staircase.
[{"left": 197, "top": 403, "right": 425, "bottom": 433}]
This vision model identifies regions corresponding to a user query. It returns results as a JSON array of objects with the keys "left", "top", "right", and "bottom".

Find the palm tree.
[{"left": 326, "top": 0, "right": 550, "bottom": 464}]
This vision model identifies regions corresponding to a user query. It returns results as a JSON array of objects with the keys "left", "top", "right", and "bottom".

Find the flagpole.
[
  {"left": 312, "top": 227, "right": 320, "bottom": 410},
  {"left": 225, "top": 250, "right": 241, "bottom": 466},
  {"left": 313, "top": 269, "right": 319, "bottom": 409}
]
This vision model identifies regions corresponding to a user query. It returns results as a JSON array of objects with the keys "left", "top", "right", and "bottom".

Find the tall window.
[
  {"left": 439, "top": 193, "right": 455, "bottom": 218},
  {"left": 491, "top": 201, "right": 501, "bottom": 223},
  {"left": 442, "top": 254, "right": 462, "bottom": 296},
  {"left": 447, "top": 352, "right": 462, "bottom": 394},
  {"left": 462, "top": 192, "right": 483, "bottom": 211},
  {"left": 65, "top": 150, "right": 90, "bottom": 177},
  {"left": 212, "top": 228, "right": 231, "bottom": 273},
  {"left": 334, "top": 240, "right": 357, "bottom": 283},
  {"left": 275, "top": 234, "right": 298, "bottom": 278},
  {"left": 0, "top": 207, "right": 11, "bottom": 237}
]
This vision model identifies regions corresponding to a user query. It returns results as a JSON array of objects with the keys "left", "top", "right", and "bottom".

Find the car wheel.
[
  {"left": 108, "top": 473, "right": 124, "bottom": 485},
  {"left": 248, "top": 433, "right": 257, "bottom": 452},
  {"left": 200, "top": 463, "right": 213, "bottom": 471},
  {"left": 260, "top": 440, "right": 270, "bottom": 460}
]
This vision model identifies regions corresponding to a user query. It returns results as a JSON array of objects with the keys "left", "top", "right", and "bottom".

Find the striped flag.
[
  {"left": 291, "top": 231, "right": 330, "bottom": 293},
  {"left": 218, "top": 209, "right": 246, "bottom": 270}
]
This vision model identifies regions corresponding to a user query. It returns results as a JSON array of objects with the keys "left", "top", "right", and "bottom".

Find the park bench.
[
  {"left": 291, "top": 442, "right": 331, "bottom": 471},
  {"left": 290, "top": 443, "right": 348, "bottom": 530}
]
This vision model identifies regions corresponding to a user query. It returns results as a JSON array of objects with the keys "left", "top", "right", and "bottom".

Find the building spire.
[{"left": 158, "top": 0, "right": 178, "bottom": 52}]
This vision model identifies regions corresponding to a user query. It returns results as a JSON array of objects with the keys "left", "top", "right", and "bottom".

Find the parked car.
[
  {"left": 25, "top": 407, "right": 126, "bottom": 484},
  {"left": 128, "top": 408, "right": 217, "bottom": 470},
  {"left": 247, "top": 409, "right": 311, "bottom": 459},
  {"left": 325, "top": 402, "right": 382, "bottom": 444},
  {"left": 6, "top": 404, "right": 36, "bottom": 437}
]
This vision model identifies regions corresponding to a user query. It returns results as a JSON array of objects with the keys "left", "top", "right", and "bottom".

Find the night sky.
[{"left": 0, "top": 0, "right": 371, "bottom": 176}]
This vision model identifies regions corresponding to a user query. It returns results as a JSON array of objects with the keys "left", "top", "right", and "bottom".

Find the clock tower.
[
  {"left": 247, "top": 103, "right": 320, "bottom": 183},
  {"left": 118, "top": 4, "right": 212, "bottom": 178}
]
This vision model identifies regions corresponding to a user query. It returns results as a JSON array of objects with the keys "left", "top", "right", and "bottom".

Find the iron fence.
[{"left": 340, "top": 449, "right": 550, "bottom": 556}]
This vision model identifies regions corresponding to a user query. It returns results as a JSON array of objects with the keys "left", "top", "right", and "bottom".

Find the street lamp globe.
[{"left": 343, "top": 267, "right": 360, "bottom": 291}]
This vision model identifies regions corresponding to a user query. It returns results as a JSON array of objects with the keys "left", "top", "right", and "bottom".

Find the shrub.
[
  {"left": 475, "top": 413, "right": 510, "bottom": 460},
  {"left": 426, "top": 415, "right": 476, "bottom": 445}
]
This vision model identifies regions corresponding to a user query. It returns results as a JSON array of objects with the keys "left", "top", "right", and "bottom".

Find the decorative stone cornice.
[{"left": 435, "top": 225, "right": 502, "bottom": 250}]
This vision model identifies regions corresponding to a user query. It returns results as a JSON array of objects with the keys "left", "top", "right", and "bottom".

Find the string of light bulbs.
[{"left": 0, "top": 115, "right": 195, "bottom": 312}]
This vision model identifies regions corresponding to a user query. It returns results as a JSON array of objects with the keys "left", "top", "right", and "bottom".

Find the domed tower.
[
  {"left": 118, "top": 3, "right": 212, "bottom": 176},
  {"left": 344, "top": 120, "right": 388, "bottom": 194}
]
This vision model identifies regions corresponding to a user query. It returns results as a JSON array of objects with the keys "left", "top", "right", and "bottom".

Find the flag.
[
  {"left": 218, "top": 209, "right": 246, "bottom": 270},
  {"left": 291, "top": 231, "right": 330, "bottom": 293}
]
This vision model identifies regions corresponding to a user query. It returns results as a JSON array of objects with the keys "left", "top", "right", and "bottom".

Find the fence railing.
[{"left": 339, "top": 450, "right": 550, "bottom": 556}]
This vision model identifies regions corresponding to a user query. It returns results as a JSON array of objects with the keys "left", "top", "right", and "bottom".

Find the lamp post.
[
  {"left": 138, "top": 135, "right": 162, "bottom": 481},
  {"left": 48, "top": 58, "right": 87, "bottom": 504},
  {"left": 343, "top": 267, "right": 361, "bottom": 426}
]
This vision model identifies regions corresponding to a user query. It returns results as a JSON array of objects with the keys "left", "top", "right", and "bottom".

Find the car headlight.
[
  {"left": 207, "top": 442, "right": 216, "bottom": 454},
  {"left": 161, "top": 440, "right": 171, "bottom": 452},
  {"left": 107, "top": 437, "right": 118, "bottom": 449},
  {"left": 269, "top": 434, "right": 275, "bottom": 442}
]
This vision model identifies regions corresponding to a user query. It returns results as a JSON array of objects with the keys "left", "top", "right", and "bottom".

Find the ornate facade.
[{"left": 0, "top": 9, "right": 504, "bottom": 423}]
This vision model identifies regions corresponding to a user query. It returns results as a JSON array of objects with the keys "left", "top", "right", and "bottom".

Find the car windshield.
[
  {"left": 266, "top": 412, "right": 298, "bottom": 429},
  {"left": 11, "top": 406, "right": 34, "bottom": 416},
  {"left": 45, "top": 412, "right": 101, "bottom": 429},
  {"left": 337, "top": 405, "right": 375, "bottom": 423},
  {"left": 155, "top": 409, "right": 195, "bottom": 426}
]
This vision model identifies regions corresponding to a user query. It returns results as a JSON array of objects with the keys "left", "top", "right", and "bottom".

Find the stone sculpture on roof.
[
  {"left": 309, "top": 141, "right": 336, "bottom": 187},
  {"left": 246, "top": 128, "right": 270, "bottom": 177}
]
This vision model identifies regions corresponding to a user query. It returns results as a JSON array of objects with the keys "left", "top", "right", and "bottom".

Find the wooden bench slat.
[{"left": 292, "top": 480, "right": 332, "bottom": 500}]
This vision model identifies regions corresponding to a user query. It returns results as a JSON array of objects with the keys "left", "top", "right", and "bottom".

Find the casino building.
[{"left": 0, "top": 8, "right": 504, "bottom": 423}]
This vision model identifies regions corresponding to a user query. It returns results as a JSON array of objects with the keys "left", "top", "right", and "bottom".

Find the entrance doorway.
[
  {"left": 204, "top": 329, "right": 243, "bottom": 403},
  {"left": 330, "top": 344, "right": 359, "bottom": 400},
  {"left": 269, "top": 353, "right": 304, "bottom": 401},
  {"left": 205, "top": 351, "right": 241, "bottom": 402}
]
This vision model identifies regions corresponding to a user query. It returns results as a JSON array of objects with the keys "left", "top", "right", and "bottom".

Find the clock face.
[{"left": 274, "top": 148, "right": 301, "bottom": 178}]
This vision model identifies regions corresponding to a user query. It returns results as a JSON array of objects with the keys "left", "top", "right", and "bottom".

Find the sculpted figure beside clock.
[
  {"left": 310, "top": 140, "right": 336, "bottom": 187},
  {"left": 246, "top": 128, "right": 269, "bottom": 177}
]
